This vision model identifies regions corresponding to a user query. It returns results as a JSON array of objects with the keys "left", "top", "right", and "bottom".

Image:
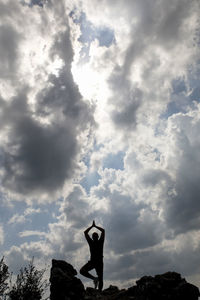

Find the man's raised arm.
[
  {"left": 93, "top": 222, "right": 105, "bottom": 241},
  {"left": 84, "top": 222, "right": 94, "bottom": 242}
]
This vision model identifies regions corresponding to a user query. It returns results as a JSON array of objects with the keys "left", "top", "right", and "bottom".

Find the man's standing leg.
[{"left": 95, "top": 261, "right": 103, "bottom": 291}]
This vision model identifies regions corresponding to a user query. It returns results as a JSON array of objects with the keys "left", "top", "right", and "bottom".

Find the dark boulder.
[{"left": 50, "top": 259, "right": 85, "bottom": 300}]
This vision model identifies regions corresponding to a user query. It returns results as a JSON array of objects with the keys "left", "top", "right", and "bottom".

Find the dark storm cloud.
[
  {"left": 0, "top": 14, "right": 94, "bottom": 198},
  {"left": 36, "top": 70, "right": 90, "bottom": 127},
  {"left": 1, "top": 90, "right": 77, "bottom": 194},
  {"left": 1, "top": 88, "right": 93, "bottom": 196}
]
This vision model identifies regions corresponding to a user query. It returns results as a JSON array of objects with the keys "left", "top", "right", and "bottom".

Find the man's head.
[{"left": 92, "top": 232, "right": 99, "bottom": 241}]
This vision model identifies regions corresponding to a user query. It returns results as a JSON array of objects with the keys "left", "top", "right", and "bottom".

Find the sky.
[{"left": 0, "top": 0, "right": 200, "bottom": 293}]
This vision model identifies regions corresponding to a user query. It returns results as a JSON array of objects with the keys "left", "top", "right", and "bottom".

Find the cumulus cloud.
[
  {"left": 0, "top": 0, "right": 94, "bottom": 201},
  {"left": 45, "top": 185, "right": 97, "bottom": 265},
  {"left": 4, "top": 241, "right": 52, "bottom": 275},
  {"left": 163, "top": 106, "right": 200, "bottom": 234},
  {"left": 4, "top": 245, "right": 29, "bottom": 274}
]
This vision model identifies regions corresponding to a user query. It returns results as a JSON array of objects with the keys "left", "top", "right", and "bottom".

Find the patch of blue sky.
[
  {"left": 70, "top": 11, "right": 115, "bottom": 62},
  {"left": 82, "top": 152, "right": 91, "bottom": 168},
  {"left": 5, "top": 224, "right": 42, "bottom": 249},
  {"left": 30, "top": 0, "right": 44, "bottom": 7},
  {"left": 188, "top": 64, "right": 200, "bottom": 102},
  {"left": 163, "top": 101, "right": 185, "bottom": 119},
  {"left": 103, "top": 151, "right": 125, "bottom": 170},
  {"left": 93, "top": 142, "right": 104, "bottom": 151},
  {"left": 80, "top": 142, "right": 105, "bottom": 193},
  {"left": 80, "top": 171, "right": 101, "bottom": 194},
  {"left": 82, "top": 142, "right": 104, "bottom": 169},
  {"left": 81, "top": 150, "right": 125, "bottom": 194},
  {"left": 171, "top": 78, "right": 187, "bottom": 95},
  {"left": 0, "top": 193, "right": 16, "bottom": 225},
  {"left": 189, "top": 86, "right": 200, "bottom": 102},
  {"left": 3, "top": 201, "right": 61, "bottom": 250},
  {"left": 20, "top": 0, "right": 45, "bottom": 7},
  {"left": 153, "top": 148, "right": 161, "bottom": 162},
  {"left": 161, "top": 76, "right": 198, "bottom": 119}
]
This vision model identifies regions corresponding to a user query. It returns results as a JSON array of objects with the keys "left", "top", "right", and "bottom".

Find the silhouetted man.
[{"left": 80, "top": 220, "right": 105, "bottom": 291}]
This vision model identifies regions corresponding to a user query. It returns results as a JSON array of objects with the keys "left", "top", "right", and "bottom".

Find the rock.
[
  {"left": 85, "top": 287, "right": 101, "bottom": 299},
  {"left": 49, "top": 261, "right": 200, "bottom": 300},
  {"left": 134, "top": 271, "right": 200, "bottom": 300},
  {"left": 102, "top": 285, "right": 119, "bottom": 296},
  {"left": 50, "top": 259, "right": 85, "bottom": 300},
  {"left": 175, "top": 281, "right": 200, "bottom": 300}
]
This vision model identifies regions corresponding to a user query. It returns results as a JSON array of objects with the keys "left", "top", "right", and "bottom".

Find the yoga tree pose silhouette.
[{"left": 80, "top": 221, "right": 105, "bottom": 291}]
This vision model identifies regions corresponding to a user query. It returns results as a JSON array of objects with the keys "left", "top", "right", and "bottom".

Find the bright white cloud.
[{"left": 19, "top": 230, "right": 46, "bottom": 238}]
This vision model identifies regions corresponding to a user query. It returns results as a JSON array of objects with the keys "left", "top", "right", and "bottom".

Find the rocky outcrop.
[
  {"left": 49, "top": 259, "right": 200, "bottom": 300},
  {"left": 50, "top": 259, "right": 85, "bottom": 300}
]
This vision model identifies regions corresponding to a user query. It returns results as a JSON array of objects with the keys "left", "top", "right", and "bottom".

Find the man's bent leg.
[
  {"left": 95, "top": 261, "right": 104, "bottom": 291},
  {"left": 80, "top": 261, "right": 96, "bottom": 280}
]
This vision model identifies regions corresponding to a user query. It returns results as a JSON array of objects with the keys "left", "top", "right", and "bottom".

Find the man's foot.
[{"left": 93, "top": 277, "right": 99, "bottom": 289}]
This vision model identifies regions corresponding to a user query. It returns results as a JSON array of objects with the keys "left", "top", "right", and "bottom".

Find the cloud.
[
  {"left": 8, "top": 214, "right": 26, "bottom": 225},
  {"left": 163, "top": 106, "right": 200, "bottom": 234},
  {"left": 0, "top": 1, "right": 95, "bottom": 201},
  {"left": 0, "top": 24, "right": 21, "bottom": 78},
  {"left": 8, "top": 207, "right": 41, "bottom": 224},
  {"left": 1, "top": 90, "right": 77, "bottom": 196},
  {"left": 88, "top": 168, "right": 166, "bottom": 255},
  {"left": 4, "top": 241, "right": 52, "bottom": 275},
  {"left": 109, "top": 77, "right": 142, "bottom": 130},
  {"left": 61, "top": 185, "right": 94, "bottom": 229},
  {"left": 4, "top": 245, "right": 29, "bottom": 274},
  {"left": 0, "top": 225, "right": 4, "bottom": 245},
  {"left": 19, "top": 230, "right": 46, "bottom": 238},
  {"left": 45, "top": 185, "right": 96, "bottom": 261},
  {"left": 106, "top": 232, "right": 200, "bottom": 282}
]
